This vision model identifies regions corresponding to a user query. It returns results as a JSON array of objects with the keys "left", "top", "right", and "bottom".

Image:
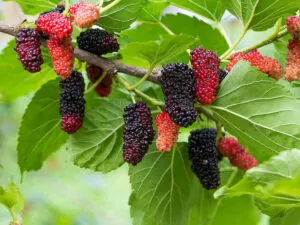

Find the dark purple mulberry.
[
  {"left": 218, "top": 69, "right": 228, "bottom": 84},
  {"left": 188, "top": 128, "right": 220, "bottom": 190},
  {"left": 161, "top": 63, "right": 197, "bottom": 127},
  {"left": 123, "top": 102, "right": 155, "bottom": 165},
  {"left": 59, "top": 71, "right": 85, "bottom": 134},
  {"left": 86, "top": 64, "right": 113, "bottom": 97},
  {"left": 77, "top": 29, "right": 119, "bottom": 55},
  {"left": 14, "top": 28, "right": 43, "bottom": 73}
]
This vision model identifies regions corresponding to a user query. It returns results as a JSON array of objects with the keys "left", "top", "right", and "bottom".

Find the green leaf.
[
  {"left": 97, "top": 0, "right": 146, "bottom": 32},
  {"left": 129, "top": 143, "right": 193, "bottom": 225},
  {"left": 270, "top": 207, "right": 300, "bottom": 225},
  {"left": 0, "top": 41, "right": 56, "bottom": 103},
  {"left": 0, "top": 182, "right": 23, "bottom": 212},
  {"left": 4, "top": 0, "right": 60, "bottom": 15},
  {"left": 67, "top": 99, "right": 129, "bottom": 173},
  {"left": 119, "top": 34, "right": 195, "bottom": 67},
  {"left": 168, "top": 0, "right": 225, "bottom": 22},
  {"left": 162, "top": 13, "right": 229, "bottom": 54},
  {"left": 138, "top": 0, "right": 169, "bottom": 22},
  {"left": 211, "top": 61, "right": 300, "bottom": 162},
  {"left": 223, "top": 0, "right": 300, "bottom": 31},
  {"left": 215, "top": 150, "right": 300, "bottom": 216},
  {"left": 18, "top": 79, "right": 68, "bottom": 173}
]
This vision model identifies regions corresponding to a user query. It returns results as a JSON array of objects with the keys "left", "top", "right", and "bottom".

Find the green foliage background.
[{"left": 1, "top": 0, "right": 300, "bottom": 224}]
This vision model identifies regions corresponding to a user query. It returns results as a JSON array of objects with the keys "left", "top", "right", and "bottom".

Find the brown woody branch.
[{"left": 0, "top": 22, "right": 161, "bottom": 84}]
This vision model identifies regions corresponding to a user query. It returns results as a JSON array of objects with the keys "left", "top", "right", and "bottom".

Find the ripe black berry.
[
  {"left": 77, "top": 28, "right": 119, "bottom": 55},
  {"left": 218, "top": 69, "right": 228, "bottom": 84},
  {"left": 123, "top": 102, "right": 155, "bottom": 165},
  {"left": 161, "top": 63, "right": 197, "bottom": 127},
  {"left": 59, "top": 71, "right": 85, "bottom": 134},
  {"left": 14, "top": 28, "right": 43, "bottom": 73},
  {"left": 188, "top": 128, "right": 220, "bottom": 190}
]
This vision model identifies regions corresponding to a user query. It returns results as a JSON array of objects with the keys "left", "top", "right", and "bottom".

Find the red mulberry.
[
  {"left": 188, "top": 128, "right": 220, "bottom": 190},
  {"left": 69, "top": 2, "right": 99, "bottom": 28},
  {"left": 39, "top": 7, "right": 65, "bottom": 38},
  {"left": 77, "top": 29, "right": 119, "bottom": 55},
  {"left": 155, "top": 111, "right": 179, "bottom": 152},
  {"left": 161, "top": 63, "right": 197, "bottom": 127},
  {"left": 218, "top": 137, "right": 258, "bottom": 171},
  {"left": 190, "top": 46, "right": 220, "bottom": 105},
  {"left": 14, "top": 28, "right": 43, "bottom": 73},
  {"left": 123, "top": 102, "right": 155, "bottom": 165},
  {"left": 36, "top": 12, "right": 72, "bottom": 40},
  {"left": 47, "top": 37, "right": 74, "bottom": 79},
  {"left": 287, "top": 16, "right": 300, "bottom": 39},
  {"left": 226, "top": 50, "right": 283, "bottom": 80},
  {"left": 59, "top": 71, "right": 85, "bottom": 134},
  {"left": 285, "top": 38, "right": 300, "bottom": 81},
  {"left": 86, "top": 64, "right": 113, "bottom": 97}
]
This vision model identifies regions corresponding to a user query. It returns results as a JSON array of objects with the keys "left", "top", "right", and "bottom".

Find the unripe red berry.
[
  {"left": 69, "top": 2, "right": 99, "bottom": 28},
  {"left": 286, "top": 16, "right": 300, "bottom": 39}
]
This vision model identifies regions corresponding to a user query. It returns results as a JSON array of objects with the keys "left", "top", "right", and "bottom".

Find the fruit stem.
[
  {"left": 19, "top": 21, "right": 36, "bottom": 30},
  {"left": 84, "top": 71, "right": 108, "bottom": 95},
  {"left": 128, "top": 66, "right": 154, "bottom": 90},
  {"left": 8, "top": 208, "right": 16, "bottom": 222},
  {"left": 196, "top": 105, "right": 218, "bottom": 122},
  {"left": 220, "top": 167, "right": 236, "bottom": 172},
  {"left": 116, "top": 76, "right": 164, "bottom": 106},
  {"left": 129, "top": 91, "right": 136, "bottom": 104},
  {"left": 101, "top": 0, "right": 121, "bottom": 14},
  {"left": 216, "top": 122, "right": 223, "bottom": 146},
  {"left": 63, "top": 0, "right": 70, "bottom": 16}
]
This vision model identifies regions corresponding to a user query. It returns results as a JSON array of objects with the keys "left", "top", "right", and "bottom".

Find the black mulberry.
[
  {"left": 14, "top": 28, "right": 43, "bottom": 73},
  {"left": 218, "top": 69, "right": 228, "bottom": 84},
  {"left": 188, "top": 128, "right": 220, "bottom": 190},
  {"left": 77, "top": 29, "right": 119, "bottom": 55},
  {"left": 86, "top": 64, "right": 113, "bottom": 97},
  {"left": 123, "top": 102, "right": 155, "bottom": 165},
  {"left": 161, "top": 63, "right": 197, "bottom": 127},
  {"left": 59, "top": 71, "right": 85, "bottom": 134}
]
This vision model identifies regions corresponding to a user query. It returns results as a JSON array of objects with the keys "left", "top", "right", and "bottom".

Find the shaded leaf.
[
  {"left": 18, "top": 79, "right": 68, "bottom": 173},
  {"left": 4, "top": 0, "right": 59, "bottom": 15}
]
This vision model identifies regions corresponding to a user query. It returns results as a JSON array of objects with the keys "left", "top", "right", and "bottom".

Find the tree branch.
[{"left": 0, "top": 22, "right": 161, "bottom": 84}]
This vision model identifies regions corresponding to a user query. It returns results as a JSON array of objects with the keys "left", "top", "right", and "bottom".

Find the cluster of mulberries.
[
  {"left": 286, "top": 16, "right": 300, "bottom": 39},
  {"left": 86, "top": 64, "right": 113, "bottom": 97},
  {"left": 155, "top": 111, "right": 179, "bottom": 152},
  {"left": 161, "top": 63, "right": 197, "bottom": 127},
  {"left": 14, "top": 28, "right": 43, "bottom": 73},
  {"left": 218, "top": 137, "right": 258, "bottom": 171},
  {"left": 123, "top": 102, "right": 155, "bottom": 165},
  {"left": 36, "top": 12, "right": 72, "bottom": 40},
  {"left": 77, "top": 29, "right": 119, "bottom": 55},
  {"left": 227, "top": 50, "right": 283, "bottom": 80},
  {"left": 69, "top": 2, "right": 99, "bottom": 28},
  {"left": 188, "top": 128, "right": 220, "bottom": 190},
  {"left": 47, "top": 37, "right": 74, "bottom": 79},
  {"left": 285, "top": 16, "right": 300, "bottom": 81},
  {"left": 59, "top": 71, "right": 85, "bottom": 134},
  {"left": 190, "top": 46, "right": 220, "bottom": 105}
]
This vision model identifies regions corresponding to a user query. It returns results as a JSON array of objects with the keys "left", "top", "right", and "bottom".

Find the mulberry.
[
  {"left": 86, "top": 64, "right": 113, "bottom": 97},
  {"left": 39, "top": 7, "right": 65, "bottom": 38},
  {"left": 161, "top": 63, "right": 197, "bottom": 127},
  {"left": 47, "top": 37, "right": 74, "bottom": 79},
  {"left": 218, "top": 69, "right": 228, "bottom": 84},
  {"left": 286, "top": 16, "right": 300, "bottom": 39},
  {"left": 218, "top": 137, "right": 258, "bottom": 171},
  {"left": 155, "top": 111, "right": 179, "bottom": 152},
  {"left": 285, "top": 38, "right": 300, "bottom": 81},
  {"left": 69, "top": 2, "right": 99, "bottom": 28},
  {"left": 14, "top": 28, "right": 43, "bottom": 73},
  {"left": 190, "top": 46, "right": 220, "bottom": 105},
  {"left": 123, "top": 102, "right": 155, "bottom": 165},
  {"left": 59, "top": 71, "right": 85, "bottom": 134},
  {"left": 188, "top": 128, "right": 220, "bottom": 189},
  {"left": 226, "top": 50, "right": 283, "bottom": 80},
  {"left": 36, "top": 12, "right": 72, "bottom": 40},
  {"left": 77, "top": 29, "right": 119, "bottom": 55}
]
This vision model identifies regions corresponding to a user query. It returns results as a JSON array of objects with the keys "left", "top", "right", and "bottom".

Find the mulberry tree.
[{"left": 1, "top": 0, "right": 300, "bottom": 224}]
